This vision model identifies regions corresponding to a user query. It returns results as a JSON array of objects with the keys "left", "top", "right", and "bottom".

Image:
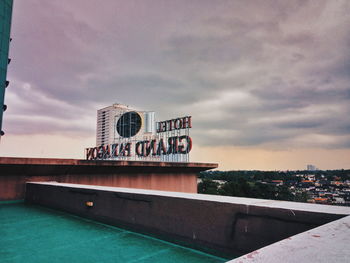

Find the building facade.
[
  {"left": 0, "top": 0, "right": 13, "bottom": 137},
  {"left": 96, "top": 104, "right": 130, "bottom": 146},
  {"left": 307, "top": 164, "right": 317, "bottom": 171}
]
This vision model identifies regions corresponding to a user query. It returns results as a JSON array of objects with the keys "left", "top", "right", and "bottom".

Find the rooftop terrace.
[
  {"left": 0, "top": 201, "right": 225, "bottom": 263},
  {"left": 24, "top": 182, "right": 350, "bottom": 261}
]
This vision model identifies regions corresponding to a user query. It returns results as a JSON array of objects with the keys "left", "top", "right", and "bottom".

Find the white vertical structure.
[
  {"left": 144, "top": 112, "right": 155, "bottom": 133},
  {"left": 96, "top": 103, "right": 134, "bottom": 146},
  {"left": 307, "top": 164, "right": 317, "bottom": 171}
]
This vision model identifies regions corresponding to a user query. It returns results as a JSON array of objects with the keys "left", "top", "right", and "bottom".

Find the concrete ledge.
[
  {"left": 25, "top": 182, "right": 350, "bottom": 258},
  {"left": 0, "top": 157, "right": 218, "bottom": 173},
  {"left": 229, "top": 215, "right": 350, "bottom": 263},
  {"left": 0, "top": 157, "right": 217, "bottom": 200}
]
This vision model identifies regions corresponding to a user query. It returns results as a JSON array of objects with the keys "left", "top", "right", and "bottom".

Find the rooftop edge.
[
  {"left": 0, "top": 157, "right": 218, "bottom": 169},
  {"left": 27, "top": 182, "right": 350, "bottom": 216}
]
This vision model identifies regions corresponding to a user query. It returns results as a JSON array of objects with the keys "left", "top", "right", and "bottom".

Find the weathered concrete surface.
[
  {"left": 0, "top": 157, "right": 217, "bottom": 200},
  {"left": 25, "top": 182, "right": 350, "bottom": 258},
  {"left": 229, "top": 215, "right": 350, "bottom": 263}
]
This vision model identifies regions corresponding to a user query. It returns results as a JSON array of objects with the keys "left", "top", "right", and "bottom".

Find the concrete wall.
[
  {"left": 0, "top": 157, "right": 217, "bottom": 200},
  {"left": 25, "top": 182, "right": 350, "bottom": 258}
]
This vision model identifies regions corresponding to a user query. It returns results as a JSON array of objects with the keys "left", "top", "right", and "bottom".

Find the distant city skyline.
[{"left": 0, "top": 0, "right": 349, "bottom": 170}]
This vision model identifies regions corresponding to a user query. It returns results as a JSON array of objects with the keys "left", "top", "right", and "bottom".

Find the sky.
[{"left": 0, "top": 0, "right": 350, "bottom": 170}]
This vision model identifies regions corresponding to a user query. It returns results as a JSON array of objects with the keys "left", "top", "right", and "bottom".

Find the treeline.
[
  {"left": 197, "top": 169, "right": 350, "bottom": 202},
  {"left": 199, "top": 169, "right": 350, "bottom": 182},
  {"left": 198, "top": 178, "right": 307, "bottom": 202}
]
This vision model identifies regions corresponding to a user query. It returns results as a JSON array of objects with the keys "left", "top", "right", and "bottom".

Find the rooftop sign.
[{"left": 86, "top": 113, "right": 192, "bottom": 162}]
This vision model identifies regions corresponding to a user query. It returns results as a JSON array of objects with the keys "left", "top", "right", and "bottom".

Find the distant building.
[
  {"left": 307, "top": 164, "right": 317, "bottom": 171},
  {"left": 313, "top": 197, "right": 329, "bottom": 204},
  {"left": 271, "top": 180, "right": 283, "bottom": 186},
  {"left": 0, "top": 0, "right": 13, "bottom": 137},
  {"left": 307, "top": 174, "right": 315, "bottom": 181},
  {"left": 333, "top": 197, "right": 345, "bottom": 204},
  {"left": 96, "top": 103, "right": 131, "bottom": 146}
]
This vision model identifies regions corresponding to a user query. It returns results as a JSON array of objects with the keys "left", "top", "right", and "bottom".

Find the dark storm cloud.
[{"left": 5, "top": 0, "right": 350, "bottom": 148}]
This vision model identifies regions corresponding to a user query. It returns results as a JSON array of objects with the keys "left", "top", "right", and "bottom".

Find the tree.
[
  {"left": 294, "top": 192, "right": 309, "bottom": 202},
  {"left": 198, "top": 179, "right": 219, "bottom": 195}
]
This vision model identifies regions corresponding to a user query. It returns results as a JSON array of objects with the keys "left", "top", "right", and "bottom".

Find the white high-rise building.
[
  {"left": 307, "top": 164, "right": 317, "bottom": 171},
  {"left": 96, "top": 104, "right": 131, "bottom": 146},
  {"left": 96, "top": 103, "right": 155, "bottom": 147}
]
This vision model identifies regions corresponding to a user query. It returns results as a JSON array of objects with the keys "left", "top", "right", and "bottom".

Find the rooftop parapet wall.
[
  {"left": 25, "top": 182, "right": 350, "bottom": 258},
  {"left": 0, "top": 157, "right": 217, "bottom": 200},
  {"left": 229, "top": 215, "right": 350, "bottom": 263},
  {"left": 0, "top": 157, "right": 216, "bottom": 172}
]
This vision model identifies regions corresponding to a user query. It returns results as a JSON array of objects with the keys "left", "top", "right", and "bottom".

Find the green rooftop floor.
[{"left": 0, "top": 202, "right": 226, "bottom": 263}]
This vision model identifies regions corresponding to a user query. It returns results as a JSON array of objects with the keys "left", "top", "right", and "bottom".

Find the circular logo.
[{"left": 116, "top": 111, "right": 142, "bottom": 138}]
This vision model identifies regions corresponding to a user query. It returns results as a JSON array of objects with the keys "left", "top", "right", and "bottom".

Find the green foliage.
[
  {"left": 197, "top": 179, "right": 220, "bottom": 195},
  {"left": 197, "top": 169, "right": 349, "bottom": 202},
  {"left": 199, "top": 169, "right": 350, "bottom": 182},
  {"left": 294, "top": 192, "right": 309, "bottom": 202},
  {"left": 198, "top": 178, "right": 295, "bottom": 201}
]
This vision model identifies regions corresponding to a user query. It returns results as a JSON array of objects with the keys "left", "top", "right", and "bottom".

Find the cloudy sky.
[{"left": 1, "top": 0, "right": 349, "bottom": 170}]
